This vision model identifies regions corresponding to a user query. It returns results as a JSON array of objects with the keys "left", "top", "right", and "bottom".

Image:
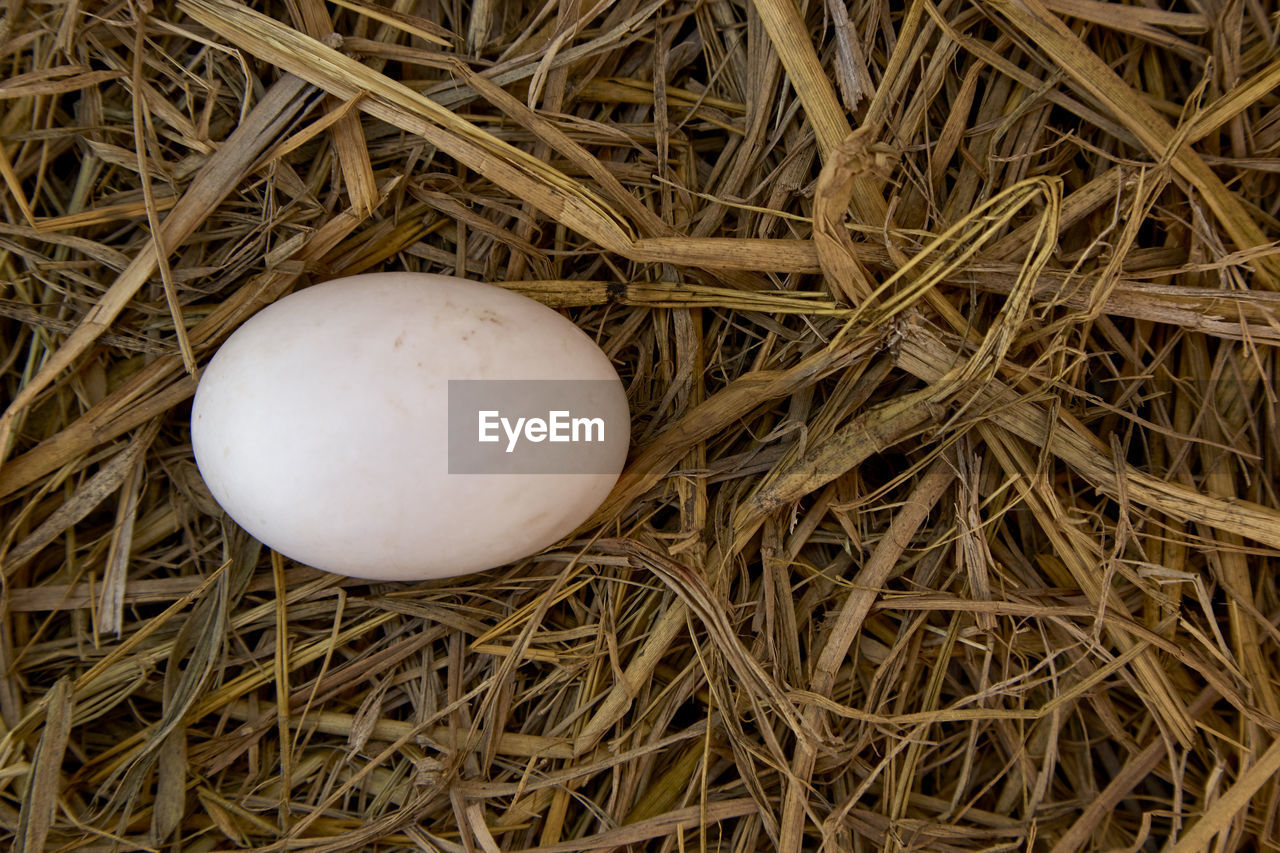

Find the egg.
[{"left": 190, "top": 272, "right": 629, "bottom": 580}]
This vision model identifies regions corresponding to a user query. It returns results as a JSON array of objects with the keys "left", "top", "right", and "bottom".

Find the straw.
[{"left": 1, "top": 0, "right": 1277, "bottom": 849}]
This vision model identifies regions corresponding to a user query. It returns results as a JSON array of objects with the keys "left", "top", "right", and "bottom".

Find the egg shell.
[{"left": 190, "top": 272, "right": 629, "bottom": 580}]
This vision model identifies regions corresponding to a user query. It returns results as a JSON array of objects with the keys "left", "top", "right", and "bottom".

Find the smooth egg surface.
[{"left": 190, "top": 272, "right": 629, "bottom": 580}]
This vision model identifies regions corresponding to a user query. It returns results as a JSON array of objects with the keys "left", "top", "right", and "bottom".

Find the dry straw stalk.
[{"left": 1, "top": 0, "right": 1279, "bottom": 850}]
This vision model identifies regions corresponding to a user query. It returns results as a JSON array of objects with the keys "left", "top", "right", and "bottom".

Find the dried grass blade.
[
  {"left": 862, "top": 0, "right": 927, "bottom": 132},
  {"left": 15, "top": 677, "right": 72, "bottom": 853},
  {"left": 325, "top": 0, "right": 455, "bottom": 46},
  {"left": 896, "top": 326, "right": 1280, "bottom": 549},
  {"left": 1043, "top": 0, "right": 1207, "bottom": 45},
  {"left": 447, "top": 59, "right": 671, "bottom": 238},
  {"left": 0, "top": 222, "right": 132, "bottom": 269},
  {"left": 0, "top": 138, "right": 37, "bottom": 229},
  {"left": 748, "top": 0, "right": 851, "bottom": 157},
  {"left": 509, "top": 799, "right": 757, "bottom": 852},
  {"left": 177, "top": 0, "right": 637, "bottom": 252},
  {"left": 253, "top": 92, "right": 364, "bottom": 167},
  {"left": 628, "top": 236, "right": 822, "bottom": 271},
  {"left": 1167, "top": 737, "right": 1280, "bottom": 853},
  {"left": 585, "top": 336, "right": 875, "bottom": 527},
  {"left": 743, "top": 176, "right": 1053, "bottom": 551},
  {"left": 131, "top": 18, "right": 196, "bottom": 376},
  {"left": 271, "top": 551, "right": 294, "bottom": 830},
  {"left": 779, "top": 457, "right": 955, "bottom": 853},
  {"left": 988, "top": 166, "right": 1129, "bottom": 261},
  {"left": 1050, "top": 687, "right": 1219, "bottom": 853},
  {"left": 1188, "top": 59, "right": 1280, "bottom": 143},
  {"left": 0, "top": 67, "right": 121, "bottom": 99},
  {"left": 964, "top": 264, "right": 1280, "bottom": 344},
  {"left": 623, "top": 738, "right": 710, "bottom": 824},
  {"left": 572, "top": 601, "right": 688, "bottom": 756},
  {"left": 33, "top": 191, "right": 179, "bottom": 233},
  {"left": 220, "top": 700, "right": 574, "bottom": 759},
  {"left": 0, "top": 74, "right": 315, "bottom": 470},
  {"left": 839, "top": 176, "right": 1059, "bottom": 344},
  {"left": 95, "top": 424, "right": 155, "bottom": 638},
  {"left": 980, "top": 426, "right": 1195, "bottom": 744},
  {"left": 289, "top": 0, "right": 379, "bottom": 216},
  {"left": 598, "top": 539, "right": 811, "bottom": 743},
  {"left": 812, "top": 129, "right": 887, "bottom": 303},
  {"left": 577, "top": 77, "right": 746, "bottom": 114},
  {"left": 0, "top": 559, "right": 232, "bottom": 783},
  {"left": 0, "top": 181, "right": 398, "bottom": 503},
  {"left": 732, "top": 385, "right": 945, "bottom": 553},
  {"left": 150, "top": 725, "right": 187, "bottom": 844},
  {"left": 97, "top": 549, "right": 232, "bottom": 820},
  {"left": 985, "top": 0, "right": 1280, "bottom": 288},
  {"left": 87, "top": 612, "right": 397, "bottom": 786},
  {"left": 503, "top": 280, "right": 845, "bottom": 313},
  {"left": 3, "top": 421, "right": 160, "bottom": 577}
]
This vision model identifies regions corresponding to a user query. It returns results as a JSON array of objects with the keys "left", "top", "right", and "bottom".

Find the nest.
[{"left": 1, "top": 0, "right": 1279, "bottom": 850}]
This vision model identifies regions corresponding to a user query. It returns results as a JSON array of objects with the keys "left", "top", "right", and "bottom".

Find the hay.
[{"left": 1, "top": 0, "right": 1278, "bottom": 849}]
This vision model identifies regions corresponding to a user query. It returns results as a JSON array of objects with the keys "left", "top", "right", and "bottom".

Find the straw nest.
[{"left": 2, "top": 0, "right": 1279, "bottom": 850}]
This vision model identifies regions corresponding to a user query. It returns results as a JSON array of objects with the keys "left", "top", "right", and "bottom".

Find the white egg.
[{"left": 191, "top": 272, "right": 629, "bottom": 580}]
